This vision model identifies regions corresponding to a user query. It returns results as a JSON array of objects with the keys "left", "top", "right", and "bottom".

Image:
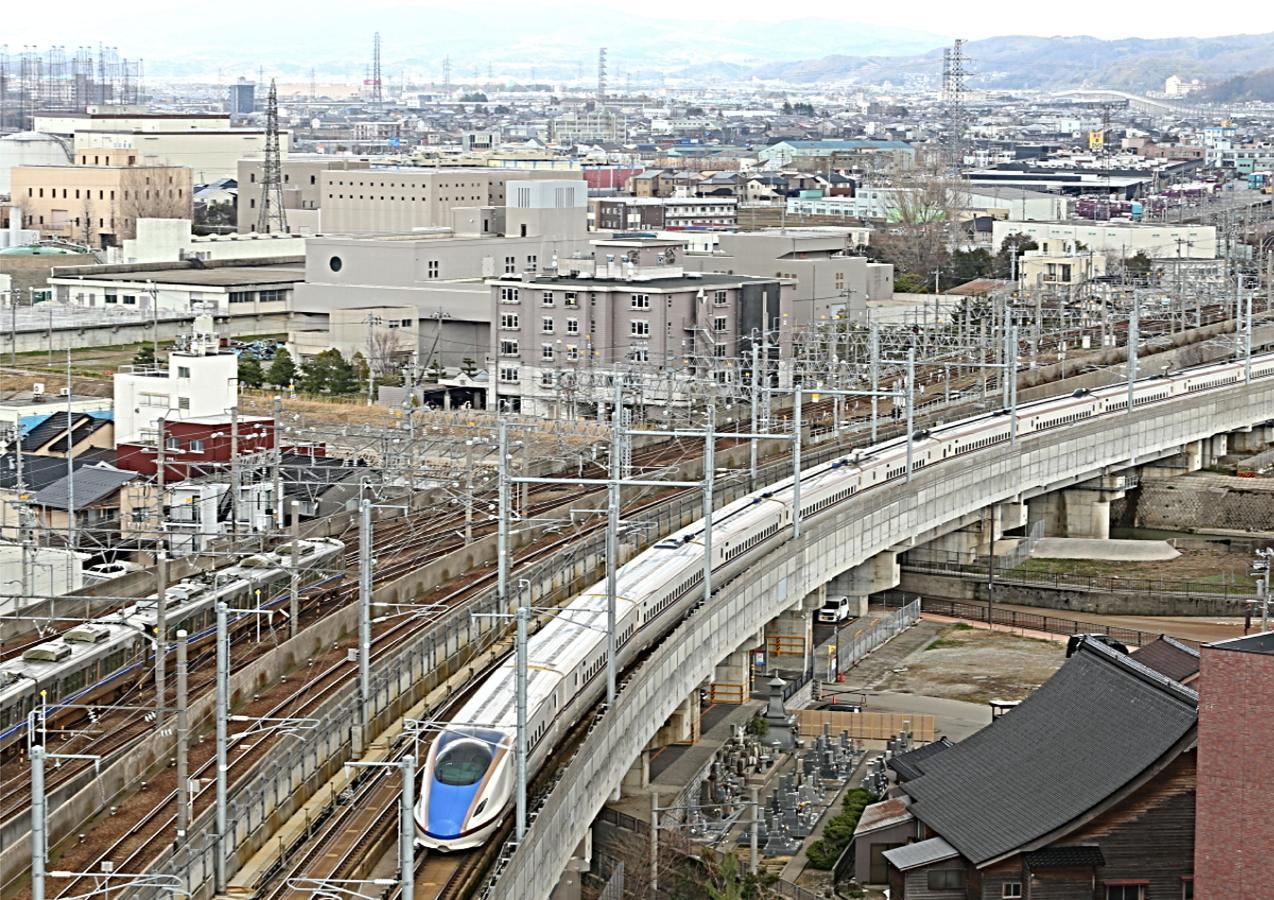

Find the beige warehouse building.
[
  {"left": 74, "top": 129, "right": 289, "bottom": 183},
  {"left": 12, "top": 164, "right": 193, "bottom": 249}
]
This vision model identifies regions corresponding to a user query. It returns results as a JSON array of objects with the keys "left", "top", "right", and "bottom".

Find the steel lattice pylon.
[{"left": 255, "top": 80, "right": 289, "bottom": 235}]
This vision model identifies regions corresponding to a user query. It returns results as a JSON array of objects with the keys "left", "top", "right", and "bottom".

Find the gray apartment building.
[
  {"left": 238, "top": 155, "right": 373, "bottom": 233},
  {"left": 289, "top": 179, "right": 596, "bottom": 372},
  {"left": 681, "top": 229, "right": 893, "bottom": 322},
  {"left": 487, "top": 236, "right": 793, "bottom": 417}
]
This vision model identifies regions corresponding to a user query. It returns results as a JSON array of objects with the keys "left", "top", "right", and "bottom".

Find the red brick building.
[
  {"left": 116, "top": 415, "right": 275, "bottom": 478},
  {"left": 1194, "top": 633, "right": 1274, "bottom": 898}
]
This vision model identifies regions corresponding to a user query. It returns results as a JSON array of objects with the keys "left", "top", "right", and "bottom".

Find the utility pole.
[
  {"left": 649, "top": 791, "right": 659, "bottom": 894},
  {"left": 749, "top": 339, "right": 760, "bottom": 489},
  {"left": 606, "top": 379, "right": 621, "bottom": 704},
  {"left": 63, "top": 344, "right": 74, "bottom": 576},
  {"left": 289, "top": 501, "right": 301, "bottom": 639},
  {"left": 154, "top": 416, "right": 167, "bottom": 723},
  {"left": 905, "top": 348, "right": 915, "bottom": 480},
  {"left": 702, "top": 401, "right": 716, "bottom": 601},
  {"left": 176, "top": 629, "right": 189, "bottom": 840},
  {"left": 271, "top": 395, "right": 283, "bottom": 530},
  {"left": 1009, "top": 326, "right": 1019, "bottom": 446},
  {"left": 358, "top": 498, "right": 372, "bottom": 751},
  {"left": 214, "top": 602, "right": 229, "bottom": 894},
  {"left": 497, "top": 420, "right": 509, "bottom": 610},
  {"left": 398, "top": 754, "right": 416, "bottom": 900},
  {"left": 869, "top": 325, "right": 880, "bottom": 442},
  {"left": 31, "top": 745, "right": 46, "bottom": 900},
  {"left": 1126, "top": 293, "right": 1139, "bottom": 415},
  {"left": 514, "top": 603, "right": 528, "bottom": 842},
  {"left": 230, "top": 407, "right": 240, "bottom": 539},
  {"left": 792, "top": 388, "right": 803, "bottom": 537}
]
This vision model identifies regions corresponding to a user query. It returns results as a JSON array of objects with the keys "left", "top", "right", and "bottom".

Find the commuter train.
[
  {"left": 0, "top": 538, "right": 344, "bottom": 748},
  {"left": 415, "top": 350, "right": 1274, "bottom": 851}
]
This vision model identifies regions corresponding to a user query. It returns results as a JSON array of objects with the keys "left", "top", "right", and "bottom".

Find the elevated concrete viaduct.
[{"left": 490, "top": 376, "right": 1274, "bottom": 899}]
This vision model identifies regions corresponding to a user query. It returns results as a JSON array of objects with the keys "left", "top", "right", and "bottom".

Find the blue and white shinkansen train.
[
  {"left": 0, "top": 538, "right": 344, "bottom": 748},
  {"left": 416, "top": 351, "right": 1274, "bottom": 850}
]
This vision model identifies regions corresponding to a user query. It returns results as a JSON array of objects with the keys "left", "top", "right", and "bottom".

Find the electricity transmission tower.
[
  {"left": 255, "top": 79, "right": 288, "bottom": 234},
  {"left": 941, "top": 38, "right": 967, "bottom": 171},
  {"left": 370, "top": 32, "right": 383, "bottom": 105},
  {"left": 597, "top": 47, "right": 607, "bottom": 100}
]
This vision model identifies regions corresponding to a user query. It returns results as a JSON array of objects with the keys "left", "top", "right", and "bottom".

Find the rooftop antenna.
[
  {"left": 255, "top": 80, "right": 288, "bottom": 234},
  {"left": 442, "top": 54, "right": 452, "bottom": 92}
]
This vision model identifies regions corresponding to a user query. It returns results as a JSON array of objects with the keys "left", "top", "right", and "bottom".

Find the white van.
[{"left": 817, "top": 595, "right": 852, "bottom": 624}]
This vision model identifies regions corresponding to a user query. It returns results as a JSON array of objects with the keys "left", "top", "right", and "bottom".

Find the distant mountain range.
[{"left": 718, "top": 32, "right": 1274, "bottom": 93}]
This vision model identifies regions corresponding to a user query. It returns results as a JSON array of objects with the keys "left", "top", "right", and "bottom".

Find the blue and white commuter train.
[
  {"left": 415, "top": 351, "right": 1274, "bottom": 850},
  {"left": 0, "top": 538, "right": 344, "bottom": 748}
]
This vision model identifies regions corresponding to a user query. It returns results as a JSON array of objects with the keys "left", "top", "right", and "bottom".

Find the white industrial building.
[
  {"left": 112, "top": 317, "right": 239, "bottom": 444},
  {"left": 107, "top": 218, "right": 307, "bottom": 265},
  {"left": 990, "top": 221, "right": 1218, "bottom": 259}
]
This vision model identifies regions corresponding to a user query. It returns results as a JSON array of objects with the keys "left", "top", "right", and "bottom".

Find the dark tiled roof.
[
  {"left": 902, "top": 639, "right": 1197, "bottom": 865},
  {"left": 1130, "top": 636, "right": 1200, "bottom": 682},
  {"left": 1024, "top": 846, "right": 1106, "bottom": 869},
  {"left": 888, "top": 737, "right": 955, "bottom": 782},
  {"left": 0, "top": 451, "right": 85, "bottom": 492},
  {"left": 20, "top": 411, "right": 109, "bottom": 453},
  {"left": 32, "top": 463, "right": 137, "bottom": 510}
]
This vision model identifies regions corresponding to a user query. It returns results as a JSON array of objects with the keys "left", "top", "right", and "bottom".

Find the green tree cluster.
[
  {"left": 237, "top": 355, "right": 264, "bottom": 389},
  {"left": 266, "top": 347, "right": 297, "bottom": 388},
  {"left": 806, "top": 788, "right": 874, "bottom": 870},
  {"left": 299, "top": 348, "right": 359, "bottom": 395}
]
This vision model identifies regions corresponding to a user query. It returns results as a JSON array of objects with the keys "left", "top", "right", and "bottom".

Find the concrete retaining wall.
[
  {"left": 1132, "top": 473, "right": 1274, "bottom": 535},
  {"left": 898, "top": 571, "right": 1247, "bottom": 618}
]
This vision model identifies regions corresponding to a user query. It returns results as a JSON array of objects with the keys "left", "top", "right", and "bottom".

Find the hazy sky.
[{"left": 2, "top": 0, "right": 1267, "bottom": 54}]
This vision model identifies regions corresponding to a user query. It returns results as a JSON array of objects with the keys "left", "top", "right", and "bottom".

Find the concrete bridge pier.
[
  {"left": 1029, "top": 475, "right": 1130, "bottom": 540},
  {"left": 1229, "top": 425, "right": 1273, "bottom": 454},
  {"left": 619, "top": 692, "right": 703, "bottom": 795},
  {"left": 764, "top": 586, "right": 823, "bottom": 673},
  {"left": 707, "top": 633, "right": 760, "bottom": 704}
]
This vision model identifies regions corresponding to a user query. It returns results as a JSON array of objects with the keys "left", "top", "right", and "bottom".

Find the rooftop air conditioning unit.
[{"left": 32, "top": 382, "right": 45, "bottom": 398}]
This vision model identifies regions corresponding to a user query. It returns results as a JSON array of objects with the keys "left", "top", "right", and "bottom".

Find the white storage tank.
[{"left": 0, "top": 131, "right": 72, "bottom": 195}]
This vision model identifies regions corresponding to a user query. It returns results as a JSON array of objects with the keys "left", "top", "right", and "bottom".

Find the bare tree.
[
  {"left": 870, "top": 168, "right": 969, "bottom": 289},
  {"left": 117, "top": 169, "right": 193, "bottom": 240},
  {"left": 367, "top": 327, "right": 407, "bottom": 378}
]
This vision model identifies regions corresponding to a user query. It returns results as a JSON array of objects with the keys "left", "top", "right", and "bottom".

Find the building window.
[
  {"left": 498, "top": 366, "right": 519, "bottom": 383},
  {"left": 190, "top": 439, "right": 205, "bottom": 453},
  {"left": 228, "top": 291, "right": 253, "bottom": 303},
  {"left": 541, "top": 291, "right": 555, "bottom": 307},
  {"left": 177, "top": 366, "right": 191, "bottom": 378},
  {"left": 565, "top": 318, "right": 579, "bottom": 335},
  {"left": 527, "top": 254, "right": 537, "bottom": 270},
  {"left": 165, "top": 436, "right": 180, "bottom": 450},
  {"left": 566, "top": 345, "right": 579, "bottom": 361},
  {"left": 631, "top": 320, "right": 650, "bottom": 337},
  {"left": 500, "top": 313, "right": 519, "bottom": 330},
  {"left": 500, "top": 287, "right": 520, "bottom": 304},
  {"left": 329, "top": 256, "right": 343, "bottom": 273},
  {"left": 540, "top": 371, "right": 555, "bottom": 387},
  {"left": 713, "top": 290, "right": 728, "bottom": 306},
  {"left": 1182, "top": 877, "right": 1193, "bottom": 900},
  {"left": 104, "top": 293, "right": 118, "bottom": 304},
  {"left": 926, "top": 870, "right": 964, "bottom": 890},
  {"left": 714, "top": 344, "right": 727, "bottom": 357},
  {"left": 123, "top": 295, "right": 137, "bottom": 305},
  {"left": 259, "top": 289, "right": 285, "bottom": 302},
  {"left": 427, "top": 260, "right": 439, "bottom": 279},
  {"left": 499, "top": 339, "right": 519, "bottom": 357},
  {"left": 542, "top": 345, "right": 555, "bottom": 361},
  {"left": 713, "top": 316, "right": 728, "bottom": 332},
  {"left": 177, "top": 397, "right": 191, "bottom": 410},
  {"left": 504, "top": 255, "right": 517, "bottom": 274},
  {"left": 541, "top": 317, "right": 555, "bottom": 333},
  {"left": 564, "top": 292, "right": 578, "bottom": 308},
  {"left": 1003, "top": 884, "right": 1023, "bottom": 899},
  {"left": 630, "top": 293, "right": 651, "bottom": 310},
  {"left": 1105, "top": 885, "right": 1147, "bottom": 900},
  {"left": 630, "top": 347, "right": 649, "bottom": 362}
]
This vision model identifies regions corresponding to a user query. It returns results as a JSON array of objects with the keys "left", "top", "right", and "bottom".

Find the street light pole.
[{"left": 176, "top": 629, "right": 190, "bottom": 841}]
